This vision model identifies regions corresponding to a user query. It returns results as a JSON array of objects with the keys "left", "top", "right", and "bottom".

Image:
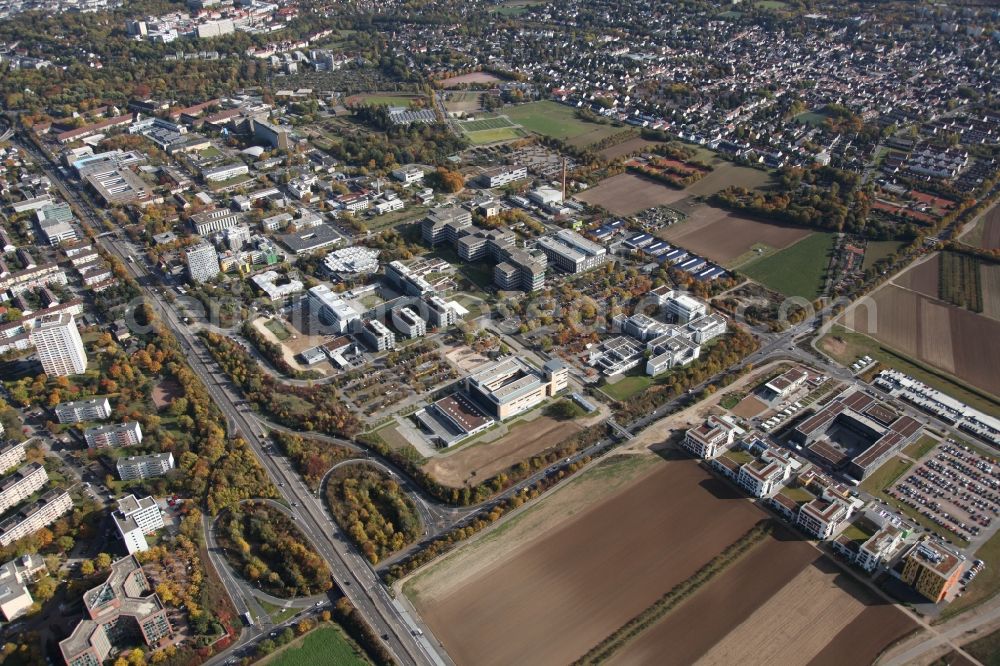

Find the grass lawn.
[
  {"left": 600, "top": 372, "right": 653, "bottom": 401},
  {"left": 794, "top": 110, "right": 830, "bottom": 127},
  {"left": 781, "top": 485, "right": 816, "bottom": 504},
  {"left": 356, "top": 94, "right": 423, "bottom": 107},
  {"left": 719, "top": 392, "right": 743, "bottom": 410},
  {"left": 505, "top": 100, "right": 628, "bottom": 147},
  {"left": 198, "top": 145, "right": 222, "bottom": 159},
  {"left": 963, "top": 626, "right": 1000, "bottom": 665},
  {"left": 859, "top": 457, "right": 912, "bottom": 494},
  {"left": 459, "top": 117, "right": 515, "bottom": 132},
  {"left": 819, "top": 324, "right": 1000, "bottom": 418},
  {"left": 265, "top": 319, "right": 291, "bottom": 341},
  {"left": 257, "top": 599, "right": 298, "bottom": 624},
  {"left": 266, "top": 624, "right": 371, "bottom": 666},
  {"left": 465, "top": 127, "right": 526, "bottom": 144},
  {"left": 841, "top": 521, "right": 876, "bottom": 544},
  {"left": 862, "top": 240, "right": 905, "bottom": 271},
  {"left": 903, "top": 435, "right": 939, "bottom": 461},
  {"left": 939, "top": 529, "right": 1000, "bottom": 621},
  {"left": 741, "top": 232, "right": 835, "bottom": 299},
  {"left": 723, "top": 448, "right": 755, "bottom": 465},
  {"left": 755, "top": 0, "right": 787, "bottom": 8}
]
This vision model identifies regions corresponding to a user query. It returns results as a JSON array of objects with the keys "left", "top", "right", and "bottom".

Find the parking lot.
[{"left": 887, "top": 442, "right": 1000, "bottom": 544}]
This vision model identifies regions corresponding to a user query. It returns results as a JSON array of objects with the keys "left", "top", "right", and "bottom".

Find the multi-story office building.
[
  {"left": 652, "top": 287, "right": 708, "bottom": 323},
  {"left": 423, "top": 294, "right": 456, "bottom": 328},
  {"left": 84, "top": 422, "right": 143, "bottom": 449},
  {"left": 796, "top": 498, "right": 852, "bottom": 540},
  {"left": 385, "top": 261, "right": 434, "bottom": 297},
  {"left": 308, "top": 285, "right": 361, "bottom": 334},
  {"left": 54, "top": 397, "right": 111, "bottom": 424},
  {"left": 30, "top": 313, "right": 88, "bottom": 376},
  {"left": 900, "top": 539, "right": 965, "bottom": 603},
  {"left": 682, "top": 416, "right": 737, "bottom": 459},
  {"left": 536, "top": 229, "right": 607, "bottom": 273},
  {"left": 185, "top": 242, "right": 220, "bottom": 283},
  {"left": 202, "top": 162, "right": 249, "bottom": 183},
  {"left": 420, "top": 207, "right": 473, "bottom": 246},
  {"left": 855, "top": 526, "right": 903, "bottom": 573},
  {"left": 466, "top": 357, "right": 567, "bottom": 420},
  {"left": 251, "top": 119, "right": 290, "bottom": 150},
  {"left": 359, "top": 320, "right": 396, "bottom": 352},
  {"left": 116, "top": 452, "right": 175, "bottom": 481},
  {"left": 113, "top": 495, "right": 164, "bottom": 555},
  {"left": 0, "top": 463, "right": 48, "bottom": 515},
  {"left": 479, "top": 165, "right": 527, "bottom": 188},
  {"left": 189, "top": 208, "right": 243, "bottom": 235},
  {"left": 60, "top": 556, "right": 172, "bottom": 666},
  {"left": 391, "top": 307, "right": 426, "bottom": 339},
  {"left": 0, "top": 489, "right": 73, "bottom": 547}
]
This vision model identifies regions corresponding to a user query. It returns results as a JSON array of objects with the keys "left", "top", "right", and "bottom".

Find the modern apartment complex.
[
  {"left": 54, "top": 397, "right": 112, "bottom": 424},
  {"left": 116, "top": 452, "right": 175, "bottom": 481},
  {"left": 0, "top": 553, "right": 45, "bottom": 621},
  {"left": 0, "top": 463, "right": 49, "bottom": 515},
  {"left": 0, "top": 441, "right": 27, "bottom": 474},
  {"left": 682, "top": 416, "right": 738, "bottom": 459},
  {"left": 84, "top": 422, "right": 143, "bottom": 449},
  {"left": 30, "top": 313, "right": 88, "bottom": 376},
  {"left": 0, "top": 489, "right": 73, "bottom": 547},
  {"left": 59, "top": 556, "right": 172, "bottom": 666}
]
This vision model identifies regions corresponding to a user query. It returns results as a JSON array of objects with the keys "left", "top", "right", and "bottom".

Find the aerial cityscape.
[{"left": 0, "top": 0, "right": 996, "bottom": 664}]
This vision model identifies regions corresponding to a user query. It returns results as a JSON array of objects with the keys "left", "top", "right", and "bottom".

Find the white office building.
[
  {"left": 0, "top": 554, "right": 45, "bottom": 621},
  {"left": 359, "top": 320, "right": 396, "bottom": 351},
  {"left": 391, "top": 307, "right": 426, "bottom": 339},
  {"left": 185, "top": 242, "right": 220, "bottom": 283},
  {"left": 30, "top": 313, "right": 88, "bottom": 376},
  {"left": 113, "top": 495, "right": 164, "bottom": 554},
  {"left": 308, "top": 284, "right": 361, "bottom": 334}
]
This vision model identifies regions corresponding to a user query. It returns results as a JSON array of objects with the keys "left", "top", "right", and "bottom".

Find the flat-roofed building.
[
  {"left": 760, "top": 367, "right": 810, "bottom": 402},
  {"left": 392, "top": 166, "right": 425, "bottom": 185},
  {"left": 796, "top": 497, "right": 852, "bottom": 540},
  {"left": 202, "top": 162, "right": 249, "bottom": 183},
  {"left": 736, "top": 450, "right": 792, "bottom": 498},
  {"left": 59, "top": 555, "right": 172, "bottom": 666},
  {"left": 85, "top": 422, "right": 142, "bottom": 449},
  {"left": 359, "top": 319, "right": 396, "bottom": 352},
  {"left": 686, "top": 313, "right": 727, "bottom": 343},
  {"left": 308, "top": 284, "right": 361, "bottom": 334},
  {"left": 252, "top": 119, "right": 291, "bottom": 150},
  {"left": 900, "top": 539, "right": 965, "bottom": 602},
  {"left": 116, "top": 452, "right": 175, "bottom": 481},
  {"left": 856, "top": 526, "right": 903, "bottom": 573},
  {"left": 537, "top": 229, "right": 607, "bottom": 273},
  {"left": 0, "top": 489, "right": 72, "bottom": 547},
  {"left": 0, "top": 463, "right": 48, "bottom": 515},
  {"left": 36, "top": 204, "right": 78, "bottom": 246},
  {"left": 0, "top": 553, "right": 44, "bottom": 621},
  {"left": 0, "top": 442, "right": 26, "bottom": 475},
  {"left": 55, "top": 397, "right": 111, "bottom": 424},
  {"left": 85, "top": 168, "right": 152, "bottom": 206},
  {"left": 646, "top": 331, "right": 700, "bottom": 376},
  {"left": 421, "top": 207, "right": 472, "bottom": 246},
  {"left": 30, "top": 312, "right": 87, "bottom": 377},
  {"left": 277, "top": 223, "right": 343, "bottom": 256},
  {"left": 190, "top": 208, "right": 242, "bottom": 235},
  {"left": 479, "top": 165, "right": 527, "bottom": 188},
  {"left": 682, "top": 416, "right": 737, "bottom": 459},
  {"left": 423, "top": 294, "right": 456, "bottom": 328},
  {"left": 416, "top": 393, "right": 495, "bottom": 447},
  {"left": 113, "top": 495, "right": 163, "bottom": 554},
  {"left": 185, "top": 242, "right": 221, "bottom": 284},
  {"left": 391, "top": 307, "right": 426, "bottom": 339},
  {"left": 466, "top": 357, "right": 564, "bottom": 420}
]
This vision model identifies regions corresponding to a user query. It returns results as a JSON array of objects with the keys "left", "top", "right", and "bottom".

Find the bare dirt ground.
[
  {"left": 251, "top": 317, "right": 330, "bottom": 376},
  {"left": 658, "top": 205, "right": 811, "bottom": 266},
  {"left": 152, "top": 378, "right": 183, "bottom": 408},
  {"left": 694, "top": 559, "right": 876, "bottom": 665},
  {"left": 575, "top": 173, "right": 688, "bottom": 216},
  {"left": 851, "top": 281, "right": 1000, "bottom": 397},
  {"left": 598, "top": 138, "right": 661, "bottom": 161},
  {"left": 732, "top": 395, "right": 767, "bottom": 418},
  {"left": 982, "top": 264, "right": 1000, "bottom": 322},
  {"left": 443, "top": 91, "right": 483, "bottom": 115},
  {"left": 440, "top": 72, "right": 502, "bottom": 88},
  {"left": 422, "top": 416, "right": 584, "bottom": 487},
  {"left": 443, "top": 345, "right": 491, "bottom": 373},
  {"left": 407, "top": 455, "right": 765, "bottom": 666},
  {"left": 608, "top": 532, "right": 819, "bottom": 666}
]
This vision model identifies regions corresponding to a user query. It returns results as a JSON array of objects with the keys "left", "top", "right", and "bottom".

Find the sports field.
[
  {"left": 505, "top": 100, "right": 631, "bottom": 147},
  {"left": 346, "top": 93, "right": 424, "bottom": 107},
  {"left": 457, "top": 116, "right": 527, "bottom": 144},
  {"left": 741, "top": 232, "right": 835, "bottom": 299}
]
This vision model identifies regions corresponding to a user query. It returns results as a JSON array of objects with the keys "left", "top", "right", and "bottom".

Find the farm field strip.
[{"left": 740, "top": 232, "right": 835, "bottom": 299}]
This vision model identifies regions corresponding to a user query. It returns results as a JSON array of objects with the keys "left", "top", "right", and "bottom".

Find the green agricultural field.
[
  {"left": 505, "top": 100, "right": 629, "bottom": 147},
  {"left": 741, "top": 232, "right": 834, "bottom": 299},
  {"left": 266, "top": 625, "right": 371, "bottom": 666}
]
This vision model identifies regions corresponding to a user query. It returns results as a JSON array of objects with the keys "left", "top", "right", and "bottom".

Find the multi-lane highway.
[{"left": 14, "top": 134, "right": 446, "bottom": 666}]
